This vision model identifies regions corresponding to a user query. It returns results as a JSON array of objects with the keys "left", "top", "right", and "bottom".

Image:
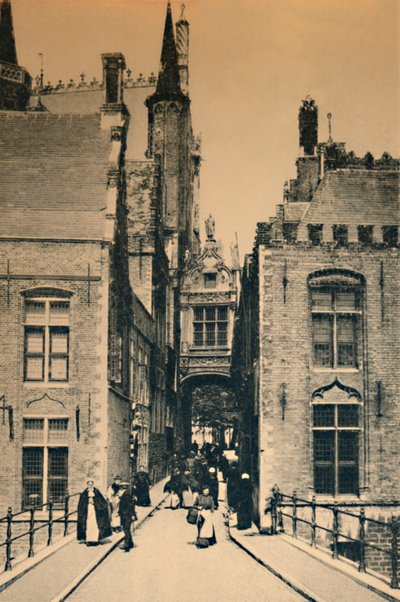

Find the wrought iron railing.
[
  {"left": 0, "top": 491, "right": 80, "bottom": 572},
  {"left": 269, "top": 488, "right": 399, "bottom": 589}
]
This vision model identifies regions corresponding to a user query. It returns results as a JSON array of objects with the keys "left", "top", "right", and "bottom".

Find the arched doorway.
[{"left": 179, "top": 373, "right": 239, "bottom": 453}]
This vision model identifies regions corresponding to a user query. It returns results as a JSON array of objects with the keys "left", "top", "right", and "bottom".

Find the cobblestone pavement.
[{"left": 70, "top": 500, "right": 305, "bottom": 602}]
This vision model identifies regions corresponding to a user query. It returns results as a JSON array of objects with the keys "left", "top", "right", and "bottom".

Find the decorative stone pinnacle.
[
  {"left": 180, "top": 3, "right": 186, "bottom": 19},
  {"left": 327, "top": 112, "right": 333, "bottom": 143}
]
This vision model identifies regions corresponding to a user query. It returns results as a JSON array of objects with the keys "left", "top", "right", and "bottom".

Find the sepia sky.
[{"left": 12, "top": 0, "right": 400, "bottom": 260}]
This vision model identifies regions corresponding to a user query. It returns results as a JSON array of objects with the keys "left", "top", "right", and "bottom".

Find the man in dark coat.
[
  {"left": 77, "top": 480, "right": 112, "bottom": 545},
  {"left": 134, "top": 466, "right": 151, "bottom": 506},
  {"left": 118, "top": 483, "right": 138, "bottom": 552},
  {"left": 218, "top": 454, "right": 230, "bottom": 482}
]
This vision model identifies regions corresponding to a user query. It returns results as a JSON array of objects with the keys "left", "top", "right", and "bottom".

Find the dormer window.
[
  {"left": 308, "top": 224, "right": 323, "bottom": 245},
  {"left": 204, "top": 273, "right": 217, "bottom": 289},
  {"left": 357, "top": 225, "right": 373, "bottom": 246},
  {"left": 333, "top": 225, "right": 348, "bottom": 247},
  {"left": 382, "top": 225, "right": 398, "bottom": 247}
]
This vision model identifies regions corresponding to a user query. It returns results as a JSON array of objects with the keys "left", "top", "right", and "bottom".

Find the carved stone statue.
[{"left": 205, "top": 214, "right": 215, "bottom": 240}]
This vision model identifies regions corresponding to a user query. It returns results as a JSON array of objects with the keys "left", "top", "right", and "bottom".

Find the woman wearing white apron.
[{"left": 193, "top": 485, "right": 217, "bottom": 548}]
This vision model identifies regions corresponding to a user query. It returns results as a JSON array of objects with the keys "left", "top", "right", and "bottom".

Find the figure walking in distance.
[
  {"left": 134, "top": 466, "right": 151, "bottom": 506},
  {"left": 237, "top": 473, "right": 253, "bottom": 530},
  {"left": 118, "top": 482, "right": 138, "bottom": 552},
  {"left": 193, "top": 485, "right": 217, "bottom": 548},
  {"left": 106, "top": 475, "right": 123, "bottom": 532}
]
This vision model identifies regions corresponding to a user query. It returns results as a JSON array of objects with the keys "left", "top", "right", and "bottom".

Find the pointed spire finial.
[
  {"left": 154, "top": 0, "right": 182, "bottom": 97},
  {"left": 180, "top": 4, "right": 186, "bottom": 20},
  {"left": 0, "top": 0, "right": 18, "bottom": 65},
  {"left": 327, "top": 112, "right": 333, "bottom": 143}
]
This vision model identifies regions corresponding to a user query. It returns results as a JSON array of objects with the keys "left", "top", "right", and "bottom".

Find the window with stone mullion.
[
  {"left": 313, "top": 404, "right": 359, "bottom": 496},
  {"left": 311, "top": 289, "right": 359, "bottom": 369},
  {"left": 193, "top": 305, "right": 228, "bottom": 348}
]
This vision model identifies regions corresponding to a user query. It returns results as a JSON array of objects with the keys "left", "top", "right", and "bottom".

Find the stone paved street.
[{"left": 69, "top": 499, "right": 304, "bottom": 602}]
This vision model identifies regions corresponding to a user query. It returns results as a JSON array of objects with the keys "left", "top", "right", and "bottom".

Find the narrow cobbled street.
[{"left": 69, "top": 498, "right": 304, "bottom": 602}]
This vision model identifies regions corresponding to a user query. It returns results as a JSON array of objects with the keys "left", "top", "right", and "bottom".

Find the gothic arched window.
[{"left": 311, "top": 381, "right": 361, "bottom": 496}]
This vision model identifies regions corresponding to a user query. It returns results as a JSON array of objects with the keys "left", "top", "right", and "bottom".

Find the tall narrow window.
[
  {"left": 24, "top": 299, "right": 70, "bottom": 382},
  {"left": 22, "top": 418, "right": 68, "bottom": 508},
  {"left": 311, "top": 288, "right": 361, "bottom": 369},
  {"left": 192, "top": 305, "right": 228, "bottom": 347},
  {"left": 313, "top": 404, "right": 359, "bottom": 495}
]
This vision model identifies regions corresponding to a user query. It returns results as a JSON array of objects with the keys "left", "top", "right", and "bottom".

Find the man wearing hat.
[
  {"left": 207, "top": 467, "right": 219, "bottom": 509},
  {"left": 118, "top": 482, "right": 138, "bottom": 552}
]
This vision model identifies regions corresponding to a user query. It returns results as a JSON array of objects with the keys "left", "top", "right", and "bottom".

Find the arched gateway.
[{"left": 179, "top": 218, "right": 239, "bottom": 451}]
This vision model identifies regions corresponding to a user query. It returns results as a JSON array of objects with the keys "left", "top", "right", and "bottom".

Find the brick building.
[
  {"left": 232, "top": 97, "right": 400, "bottom": 531},
  {"left": 0, "top": 0, "right": 200, "bottom": 510}
]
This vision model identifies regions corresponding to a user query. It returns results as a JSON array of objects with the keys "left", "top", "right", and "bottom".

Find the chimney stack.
[
  {"left": 101, "top": 53, "right": 126, "bottom": 107},
  {"left": 299, "top": 96, "right": 318, "bottom": 156}
]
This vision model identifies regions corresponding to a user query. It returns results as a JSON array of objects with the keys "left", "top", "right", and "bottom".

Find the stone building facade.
[
  {"left": 180, "top": 218, "right": 239, "bottom": 449},
  {"left": 232, "top": 97, "right": 400, "bottom": 533},
  {"left": 0, "top": 0, "right": 200, "bottom": 509}
]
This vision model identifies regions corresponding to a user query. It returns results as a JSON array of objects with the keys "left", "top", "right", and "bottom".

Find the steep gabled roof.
[
  {"left": 0, "top": 112, "right": 111, "bottom": 240},
  {"left": 297, "top": 170, "right": 399, "bottom": 237}
]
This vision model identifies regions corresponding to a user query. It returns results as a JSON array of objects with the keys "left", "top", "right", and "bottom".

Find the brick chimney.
[{"left": 100, "top": 52, "right": 128, "bottom": 129}]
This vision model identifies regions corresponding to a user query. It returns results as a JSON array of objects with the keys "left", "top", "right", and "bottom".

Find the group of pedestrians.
[
  {"left": 76, "top": 465, "right": 152, "bottom": 553},
  {"left": 164, "top": 443, "right": 254, "bottom": 548}
]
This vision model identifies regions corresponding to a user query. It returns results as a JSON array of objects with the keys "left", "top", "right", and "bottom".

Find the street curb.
[
  {"left": 227, "top": 517, "right": 327, "bottom": 602},
  {"left": 279, "top": 533, "right": 400, "bottom": 602},
  {"left": 0, "top": 532, "right": 76, "bottom": 594},
  {"left": 52, "top": 493, "right": 168, "bottom": 602}
]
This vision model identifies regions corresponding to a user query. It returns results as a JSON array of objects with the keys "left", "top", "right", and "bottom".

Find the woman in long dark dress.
[
  {"left": 77, "top": 480, "right": 112, "bottom": 545},
  {"left": 193, "top": 485, "right": 217, "bottom": 548},
  {"left": 134, "top": 466, "right": 151, "bottom": 506},
  {"left": 164, "top": 470, "right": 183, "bottom": 508},
  {"left": 226, "top": 462, "right": 241, "bottom": 511},
  {"left": 237, "top": 473, "right": 253, "bottom": 530}
]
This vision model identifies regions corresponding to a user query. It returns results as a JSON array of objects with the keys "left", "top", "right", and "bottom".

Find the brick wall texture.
[{"left": 256, "top": 243, "right": 399, "bottom": 528}]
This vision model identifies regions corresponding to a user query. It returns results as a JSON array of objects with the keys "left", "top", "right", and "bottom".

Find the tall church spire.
[
  {"left": 0, "top": 0, "right": 18, "bottom": 65},
  {"left": 155, "top": 1, "right": 182, "bottom": 97}
]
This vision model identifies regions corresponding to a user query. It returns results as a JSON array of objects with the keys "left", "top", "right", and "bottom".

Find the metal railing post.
[
  {"left": 332, "top": 503, "right": 339, "bottom": 560},
  {"left": 311, "top": 495, "right": 316, "bottom": 547},
  {"left": 358, "top": 508, "right": 366, "bottom": 573},
  {"left": 4, "top": 507, "right": 13, "bottom": 571},
  {"left": 390, "top": 515, "right": 399, "bottom": 589},
  {"left": 292, "top": 491, "right": 297, "bottom": 538},
  {"left": 271, "top": 495, "right": 277, "bottom": 535},
  {"left": 278, "top": 494, "right": 284, "bottom": 533},
  {"left": 28, "top": 505, "right": 35, "bottom": 558},
  {"left": 64, "top": 490, "right": 70, "bottom": 537},
  {"left": 47, "top": 499, "right": 54, "bottom": 547}
]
